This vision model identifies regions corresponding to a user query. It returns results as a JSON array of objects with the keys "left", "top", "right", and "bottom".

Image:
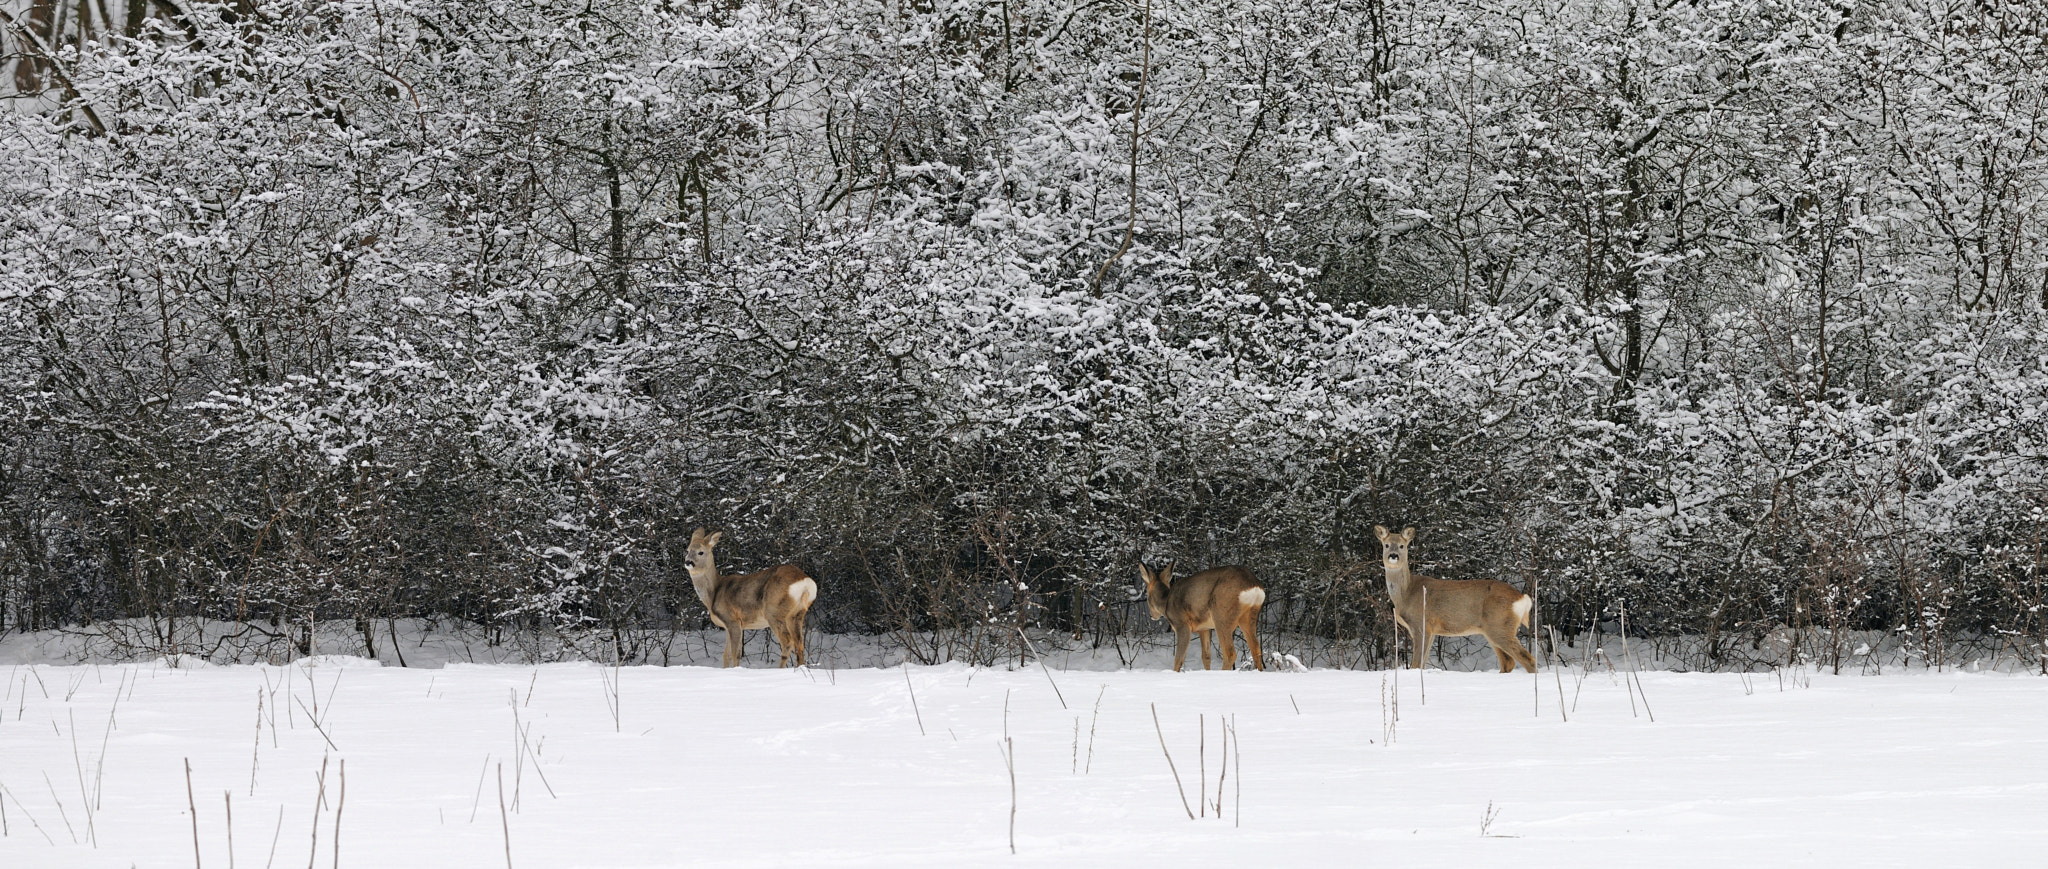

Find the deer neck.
[
  {"left": 1384, "top": 562, "right": 1423, "bottom": 606},
  {"left": 686, "top": 560, "right": 722, "bottom": 608}
]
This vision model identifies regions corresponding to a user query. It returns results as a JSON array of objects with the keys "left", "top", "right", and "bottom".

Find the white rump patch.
[
  {"left": 789, "top": 578, "right": 818, "bottom": 607},
  {"left": 1512, "top": 595, "right": 1533, "bottom": 623},
  {"left": 1239, "top": 588, "right": 1266, "bottom": 608}
]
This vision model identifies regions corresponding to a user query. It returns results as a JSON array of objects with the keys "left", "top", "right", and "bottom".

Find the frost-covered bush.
[{"left": 2, "top": 0, "right": 2044, "bottom": 667}]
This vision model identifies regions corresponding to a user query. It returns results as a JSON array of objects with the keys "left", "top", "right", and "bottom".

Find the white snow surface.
[{"left": 1, "top": 659, "right": 2044, "bottom": 868}]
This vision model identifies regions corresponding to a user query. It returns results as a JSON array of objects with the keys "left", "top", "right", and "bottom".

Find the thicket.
[{"left": 3, "top": 0, "right": 2044, "bottom": 668}]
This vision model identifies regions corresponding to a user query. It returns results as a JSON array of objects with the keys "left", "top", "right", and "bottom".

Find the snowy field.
[{"left": 1, "top": 652, "right": 2044, "bottom": 868}]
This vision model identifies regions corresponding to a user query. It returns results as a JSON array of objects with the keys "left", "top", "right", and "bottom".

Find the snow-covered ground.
[{"left": 1, "top": 653, "right": 2043, "bottom": 868}]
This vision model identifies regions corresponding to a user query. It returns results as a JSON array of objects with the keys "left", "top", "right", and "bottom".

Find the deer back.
[
  {"left": 1167, "top": 566, "right": 1265, "bottom": 629},
  {"left": 709, "top": 564, "right": 816, "bottom": 630},
  {"left": 1414, "top": 575, "right": 1531, "bottom": 636}
]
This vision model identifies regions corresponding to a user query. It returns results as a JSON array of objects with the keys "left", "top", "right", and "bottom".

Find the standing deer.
[
  {"left": 683, "top": 528, "right": 818, "bottom": 668},
  {"left": 1137, "top": 562, "right": 1267, "bottom": 672},
  {"left": 1375, "top": 525, "right": 1536, "bottom": 673}
]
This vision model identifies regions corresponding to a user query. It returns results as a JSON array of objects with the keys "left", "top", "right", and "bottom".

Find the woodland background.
[{"left": 2, "top": 0, "right": 2045, "bottom": 669}]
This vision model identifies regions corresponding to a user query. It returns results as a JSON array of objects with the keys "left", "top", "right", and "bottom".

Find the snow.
[{"left": 3, "top": 657, "right": 2044, "bottom": 868}]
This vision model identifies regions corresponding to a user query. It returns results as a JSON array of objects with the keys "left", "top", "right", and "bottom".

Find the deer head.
[
  {"left": 1137, "top": 561, "right": 1176, "bottom": 620},
  {"left": 684, "top": 528, "right": 723, "bottom": 574},
  {"left": 1373, "top": 525, "right": 1416, "bottom": 571}
]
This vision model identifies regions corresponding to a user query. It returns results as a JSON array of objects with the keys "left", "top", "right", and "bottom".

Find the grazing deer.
[
  {"left": 1137, "top": 562, "right": 1267, "bottom": 672},
  {"left": 1374, "top": 526, "right": 1536, "bottom": 673},
  {"left": 683, "top": 528, "right": 818, "bottom": 668}
]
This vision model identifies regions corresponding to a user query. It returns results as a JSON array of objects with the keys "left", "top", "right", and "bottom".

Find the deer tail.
[{"left": 790, "top": 576, "right": 818, "bottom": 608}]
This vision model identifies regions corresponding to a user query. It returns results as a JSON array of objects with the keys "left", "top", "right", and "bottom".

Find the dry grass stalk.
[
  {"left": 1149, "top": 703, "right": 1195, "bottom": 819},
  {"left": 186, "top": 758, "right": 201, "bottom": 869},
  {"left": 496, "top": 763, "right": 513, "bottom": 869},
  {"left": 1084, "top": 685, "right": 1107, "bottom": 774}
]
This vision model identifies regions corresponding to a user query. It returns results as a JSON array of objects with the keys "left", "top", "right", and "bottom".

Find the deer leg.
[
  {"left": 1171, "top": 623, "right": 1192, "bottom": 672},
  {"left": 791, "top": 609, "right": 808, "bottom": 667},
  {"left": 1485, "top": 627, "right": 1537, "bottom": 673},
  {"left": 722, "top": 623, "right": 745, "bottom": 668},
  {"left": 1409, "top": 620, "right": 1431, "bottom": 670},
  {"left": 1392, "top": 610, "right": 1419, "bottom": 670},
  {"left": 1243, "top": 613, "right": 1264, "bottom": 671},
  {"left": 780, "top": 610, "right": 806, "bottom": 668},
  {"left": 1218, "top": 624, "right": 1238, "bottom": 671},
  {"left": 1197, "top": 629, "right": 1215, "bottom": 670},
  {"left": 1509, "top": 638, "right": 1538, "bottom": 673}
]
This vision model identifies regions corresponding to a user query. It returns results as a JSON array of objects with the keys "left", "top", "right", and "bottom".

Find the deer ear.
[
  {"left": 706, "top": 531, "right": 723, "bottom": 547},
  {"left": 1374, "top": 525, "right": 1390, "bottom": 542},
  {"left": 690, "top": 527, "right": 706, "bottom": 543},
  {"left": 1158, "top": 561, "right": 1174, "bottom": 584},
  {"left": 1401, "top": 527, "right": 1415, "bottom": 542},
  {"left": 1138, "top": 564, "right": 1153, "bottom": 583}
]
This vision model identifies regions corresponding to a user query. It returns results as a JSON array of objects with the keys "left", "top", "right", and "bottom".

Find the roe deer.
[
  {"left": 1374, "top": 525, "right": 1536, "bottom": 673},
  {"left": 683, "top": 528, "right": 818, "bottom": 668},
  {"left": 1138, "top": 562, "right": 1266, "bottom": 672}
]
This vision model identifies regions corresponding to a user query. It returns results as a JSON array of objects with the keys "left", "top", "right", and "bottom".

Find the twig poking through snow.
[
  {"left": 186, "top": 758, "right": 202, "bottom": 869},
  {"left": 597, "top": 661, "right": 621, "bottom": 733},
  {"left": 506, "top": 690, "right": 556, "bottom": 806},
  {"left": 1213, "top": 714, "right": 1228, "bottom": 819},
  {"left": 1, "top": 777, "right": 57, "bottom": 845},
  {"left": 1549, "top": 627, "right": 1568, "bottom": 723},
  {"left": 263, "top": 804, "right": 283, "bottom": 869},
  {"left": 1232, "top": 714, "right": 1241, "bottom": 828},
  {"left": 307, "top": 755, "right": 328, "bottom": 869},
  {"left": 1480, "top": 801, "right": 1516, "bottom": 837},
  {"left": 1015, "top": 629, "right": 1068, "bottom": 709},
  {"left": 1085, "top": 685, "right": 1106, "bottom": 774},
  {"left": 250, "top": 690, "right": 264, "bottom": 796},
  {"left": 44, "top": 771, "right": 76, "bottom": 843},
  {"left": 292, "top": 696, "right": 339, "bottom": 752},
  {"left": 68, "top": 710, "right": 97, "bottom": 845},
  {"left": 468, "top": 755, "right": 491, "bottom": 824},
  {"left": 1149, "top": 703, "right": 1195, "bottom": 820},
  {"left": 902, "top": 665, "right": 925, "bottom": 736},
  {"left": 496, "top": 764, "right": 513, "bottom": 869},
  {"left": 1380, "top": 674, "right": 1399, "bottom": 745},
  {"left": 332, "top": 760, "right": 345, "bottom": 869},
  {"left": 1419, "top": 588, "right": 1428, "bottom": 705},
  {"left": 999, "top": 737, "right": 1017, "bottom": 854},
  {"left": 98, "top": 671, "right": 125, "bottom": 808},
  {"left": 1621, "top": 602, "right": 1655, "bottom": 722}
]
